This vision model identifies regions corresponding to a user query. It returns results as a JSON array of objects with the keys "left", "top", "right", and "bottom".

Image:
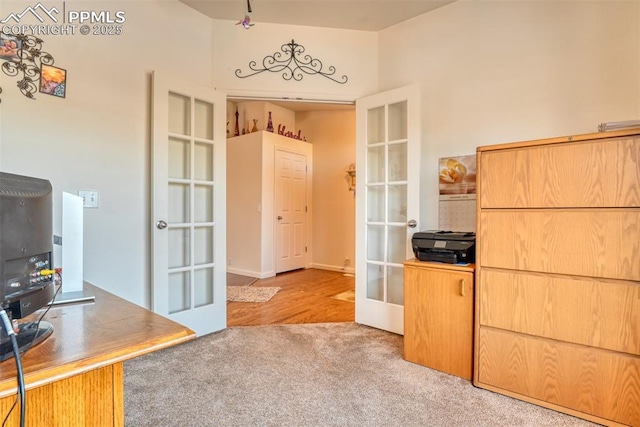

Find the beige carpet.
[
  {"left": 124, "top": 323, "right": 597, "bottom": 426},
  {"left": 227, "top": 285, "right": 280, "bottom": 302}
]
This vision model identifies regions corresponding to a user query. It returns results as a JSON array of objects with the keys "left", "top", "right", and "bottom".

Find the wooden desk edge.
[
  {"left": 0, "top": 283, "right": 197, "bottom": 399},
  {"left": 12, "top": 330, "right": 196, "bottom": 397},
  {"left": 404, "top": 258, "right": 476, "bottom": 273}
]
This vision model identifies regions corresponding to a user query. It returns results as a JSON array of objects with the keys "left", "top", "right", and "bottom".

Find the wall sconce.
[{"left": 345, "top": 163, "right": 356, "bottom": 195}]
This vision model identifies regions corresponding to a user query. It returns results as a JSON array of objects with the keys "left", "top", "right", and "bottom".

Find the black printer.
[{"left": 412, "top": 230, "right": 476, "bottom": 264}]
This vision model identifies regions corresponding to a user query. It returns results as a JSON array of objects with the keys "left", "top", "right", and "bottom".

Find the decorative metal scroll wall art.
[
  {"left": 235, "top": 39, "right": 348, "bottom": 84},
  {"left": 0, "top": 34, "right": 57, "bottom": 103}
]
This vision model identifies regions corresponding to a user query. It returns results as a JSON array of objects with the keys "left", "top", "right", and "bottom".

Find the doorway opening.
[{"left": 225, "top": 96, "right": 356, "bottom": 325}]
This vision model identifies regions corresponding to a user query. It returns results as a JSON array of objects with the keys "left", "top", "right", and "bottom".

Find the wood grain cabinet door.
[{"left": 404, "top": 265, "right": 474, "bottom": 380}]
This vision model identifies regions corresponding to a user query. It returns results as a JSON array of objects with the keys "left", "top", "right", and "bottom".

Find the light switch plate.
[{"left": 78, "top": 190, "right": 99, "bottom": 208}]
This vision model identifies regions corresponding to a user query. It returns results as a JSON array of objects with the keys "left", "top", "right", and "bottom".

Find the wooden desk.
[{"left": 0, "top": 282, "right": 196, "bottom": 426}]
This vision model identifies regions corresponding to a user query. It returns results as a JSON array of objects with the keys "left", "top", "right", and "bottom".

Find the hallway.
[{"left": 227, "top": 269, "right": 355, "bottom": 326}]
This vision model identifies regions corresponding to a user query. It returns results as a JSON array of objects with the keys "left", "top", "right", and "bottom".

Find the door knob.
[
  {"left": 156, "top": 220, "right": 168, "bottom": 230},
  {"left": 277, "top": 216, "right": 283, "bottom": 220},
  {"left": 407, "top": 219, "right": 417, "bottom": 228}
]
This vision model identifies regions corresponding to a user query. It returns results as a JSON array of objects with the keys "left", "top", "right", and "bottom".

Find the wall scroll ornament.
[
  {"left": 235, "top": 39, "right": 348, "bottom": 84},
  {"left": 0, "top": 34, "right": 58, "bottom": 103}
]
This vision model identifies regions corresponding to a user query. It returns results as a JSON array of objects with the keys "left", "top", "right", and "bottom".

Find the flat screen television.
[{"left": 0, "top": 171, "right": 56, "bottom": 361}]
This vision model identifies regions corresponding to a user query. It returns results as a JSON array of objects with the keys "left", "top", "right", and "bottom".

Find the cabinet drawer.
[
  {"left": 479, "top": 209, "right": 640, "bottom": 281},
  {"left": 479, "top": 269, "right": 640, "bottom": 355},
  {"left": 479, "top": 136, "right": 640, "bottom": 208},
  {"left": 477, "top": 328, "right": 640, "bottom": 426}
]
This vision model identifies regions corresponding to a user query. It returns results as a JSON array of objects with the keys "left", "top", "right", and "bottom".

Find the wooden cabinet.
[
  {"left": 404, "top": 260, "right": 475, "bottom": 380},
  {"left": 475, "top": 129, "right": 640, "bottom": 427}
]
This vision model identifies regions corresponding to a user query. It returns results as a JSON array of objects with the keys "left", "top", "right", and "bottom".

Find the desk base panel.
[{"left": 0, "top": 363, "right": 123, "bottom": 427}]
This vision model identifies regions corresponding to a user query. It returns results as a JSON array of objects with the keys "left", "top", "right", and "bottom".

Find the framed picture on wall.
[
  {"left": 438, "top": 154, "right": 477, "bottom": 231},
  {"left": 0, "top": 33, "right": 21, "bottom": 61},
  {"left": 438, "top": 155, "right": 476, "bottom": 199},
  {"left": 39, "top": 64, "right": 67, "bottom": 98}
]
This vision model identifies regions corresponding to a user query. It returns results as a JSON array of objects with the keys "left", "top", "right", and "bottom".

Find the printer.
[{"left": 411, "top": 230, "right": 476, "bottom": 264}]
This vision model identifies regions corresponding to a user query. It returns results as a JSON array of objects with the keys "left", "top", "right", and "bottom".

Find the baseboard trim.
[
  {"left": 308, "top": 263, "right": 355, "bottom": 275},
  {"left": 229, "top": 265, "right": 354, "bottom": 277},
  {"left": 227, "top": 268, "right": 275, "bottom": 279}
]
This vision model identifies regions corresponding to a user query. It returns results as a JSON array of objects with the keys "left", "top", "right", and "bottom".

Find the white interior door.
[
  {"left": 151, "top": 71, "right": 226, "bottom": 336},
  {"left": 275, "top": 149, "right": 307, "bottom": 273},
  {"left": 355, "top": 85, "right": 421, "bottom": 335}
]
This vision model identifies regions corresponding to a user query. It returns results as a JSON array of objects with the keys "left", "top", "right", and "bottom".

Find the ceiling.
[{"left": 180, "top": 0, "right": 455, "bottom": 32}]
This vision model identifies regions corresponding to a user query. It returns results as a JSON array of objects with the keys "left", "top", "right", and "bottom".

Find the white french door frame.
[
  {"left": 151, "top": 71, "right": 227, "bottom": 337},
  {"left": 354, "top": 84, "right": 421, "bottom": 335}
]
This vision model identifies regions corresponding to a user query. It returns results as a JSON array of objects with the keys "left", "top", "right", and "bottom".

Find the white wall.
[
  {"left": 2, "top": 0, "right": 637, "bottom": 308},
  {"left": 226, "top": 133, "right": 263, "bottom": 275},
  {"left": 211, "top": 19, "right": 378, "bottom": 101},
  {"left": 227, "top": 104, "right": 355, "bottom": 276},
  {"left": 0, "top": 1, "right": 215, "bottom": 306},
  {"left": 226, "top": 130, "right": 313, "bottom": 278},
  {"left": 378, "top": 0, "right": 640, "bottom": 230},
  {"left": 297, "top": 110, "right": 356, "bottom": 273}
]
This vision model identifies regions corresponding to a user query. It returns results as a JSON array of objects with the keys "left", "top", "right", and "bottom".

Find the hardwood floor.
[{"left": 227, "top": 268, "right": 355, "bottom": 326}]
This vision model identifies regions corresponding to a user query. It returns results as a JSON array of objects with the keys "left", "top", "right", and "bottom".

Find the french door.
[
  {"left": 355, "top": 85, "right": 421, "bottom": 335},
  {"left": 151, "top": 71, "right": 227, "bottom": 336}
]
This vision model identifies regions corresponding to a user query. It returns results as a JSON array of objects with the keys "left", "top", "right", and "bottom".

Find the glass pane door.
[
  {"left": 355, "top": 85, "right": 420, "bottom": 335},
  {"left": 167, "top": 92, "right": 216, "bottom": 315},
  {"left": 152, "top": 70, "right": 226, "bottom": 337},
  {"left": 365, "top": 102, "right": 408, "bottom": 306}
]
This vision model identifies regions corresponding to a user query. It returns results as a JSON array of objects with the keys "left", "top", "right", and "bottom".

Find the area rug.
[
  {"left": 331, "top": 290, "right": 355, "bottom": 303},
  {"left": 227, "top": 273, "right": 258, "bottom": 287},
  {"left": 227, "top": 285, "right": 280, "bottom": 302}
]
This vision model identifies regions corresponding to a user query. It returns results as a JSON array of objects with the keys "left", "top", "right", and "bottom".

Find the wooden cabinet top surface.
[
  {"left": 476, "top": 128, "right": 640, "bottom": 152},
  {"left": 0, "top": 282, "right": 196, "bottom": 398},
  {"left": 405, "top": 259, "right": 475, "bottom": 273}
]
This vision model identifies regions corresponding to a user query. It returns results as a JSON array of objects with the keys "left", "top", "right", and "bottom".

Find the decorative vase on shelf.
[
  {"left": 266, "top": 111, "right": 274, "bottom": 132},
  {"left": 234, "top": 107, "right": 240, "bottom": 137},
  {"left": 251, "top": 119, "right": 258, "bottom": 133}
]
